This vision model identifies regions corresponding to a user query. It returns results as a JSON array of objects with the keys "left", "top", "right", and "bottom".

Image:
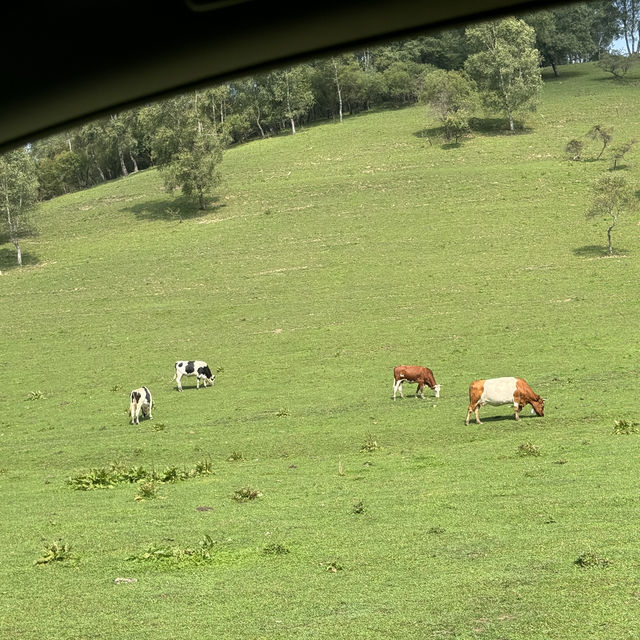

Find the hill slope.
[{"left": 1, "top": 63, "right": 640, "bottom": 640}]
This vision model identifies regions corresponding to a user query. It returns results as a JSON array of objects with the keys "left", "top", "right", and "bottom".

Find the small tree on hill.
[
  {"left": 586, "top": 173, "right": 637, "bottom": 255},
  {"left": 464, "top": 17, "right": 543, "bottom": 132},
  {"left": 611, "top": 138, "right": 637, "bottom": 169},
  {"left": 587, "top": 124, "right": 613, "bottom": 160},
  {"left": 419, "top": 69, "right": 478, "bottom": 142},
  {"left": 0, "top": 148, "right": 38, "bottom": 266}
]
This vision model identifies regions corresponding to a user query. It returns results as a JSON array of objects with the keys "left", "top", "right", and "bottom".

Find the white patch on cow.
[
  {"left": 479, "top": 377, "right": 518, "bottom": 406},
  {"left": 434, "top": 384, "right": 441, "bottom": 398}
]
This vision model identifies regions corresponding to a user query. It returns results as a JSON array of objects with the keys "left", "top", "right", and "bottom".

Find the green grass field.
[{"left": 2, "top": 62, "right": 640, "bottom": 639}]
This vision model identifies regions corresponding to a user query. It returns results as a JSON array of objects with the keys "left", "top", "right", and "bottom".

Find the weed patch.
[
  {"left": 233, "top": 486, "right": 262, "bottom": 502},
  {"left": 360, "top": 433, "right": 380, "bottom": 452},
  {"left": 67, "top": 459, "right": 214, "bottom": 490},
  {"left": 613, "top": 419, "right": 639, "bottom": 435},
  {"left": 127, "top": 535, "right": 219, "bottom": 565},
  {"left": 574, "top": 551, "right": 612, "bottom": 569},
  {"left": 263, "top": 543, "right": 290, "bottom": 555},
  {"left": 26, "top": 390, "right": 46, "bottom": 401},
  {"left": 34, "top": 540, "right": 75, "bottom": 566},
  {"left": 517, "top": 442, "right": 542, "bottom": 457}
]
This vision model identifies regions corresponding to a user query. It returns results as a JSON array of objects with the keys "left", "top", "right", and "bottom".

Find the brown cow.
[
  {"left": 393, "top": 365, "right": 440, "bottom": 400},
  {"left": 465, "top": 377, "right": 544, "bottom": 425}
]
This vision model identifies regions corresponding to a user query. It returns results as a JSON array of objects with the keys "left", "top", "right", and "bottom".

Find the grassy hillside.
[{"left": 2, "top": 62, "right": 640, "bottom": 639}]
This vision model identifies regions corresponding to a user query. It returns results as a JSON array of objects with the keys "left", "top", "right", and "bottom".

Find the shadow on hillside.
[
  {"left": 0, "top": 247, "right": 40, "bottom": 270},
  {"left": 573, "top": 245, "right": 629, "bottom": 258},
  {"left": 125, "top": 195, "right": 225, "bottom": 222},
  {"left": 541, "top": 68, "right": 587, "bottom": 81},
  {"left": 468, "top": 118, "right": 533, "bottom": 136}
]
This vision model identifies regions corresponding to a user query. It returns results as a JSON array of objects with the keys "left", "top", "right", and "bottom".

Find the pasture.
[{"left": 2, "top": 62, "right": 640, "bottom": 639}]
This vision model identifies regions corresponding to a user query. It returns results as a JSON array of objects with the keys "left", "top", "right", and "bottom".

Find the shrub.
[
  {"left": 135, "top": 481, "right": 160, "bottom": 501},
  {"left": 226, "top": 451, "right": 245, "bottom": 462},
  {"left": 351, "top": 500, "right": 366, "bottom": 514}
]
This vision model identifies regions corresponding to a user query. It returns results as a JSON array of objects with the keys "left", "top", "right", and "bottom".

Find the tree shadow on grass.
[
  {"left": 469, "top": 118, "right": 533, "bottom": 136},
  {"left": 0, "top": 247, "right": 40, "bottom": 271},
  {"left": 573, "top": 245, "right": 629, "bottom": 258},
  {"left": 124, "top": 195, "right": 225, "bottom": 222}
]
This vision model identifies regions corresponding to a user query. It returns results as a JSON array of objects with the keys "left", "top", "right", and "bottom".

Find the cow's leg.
[
  {"left": 514, "top": 402, "right": 520, "bottom": 421},
  {"left": 474, "top": 406, "right": 482, "bottom": 424},
  {"left": 393, "top": 379, "right": 398, "bottom": 400},
  {"left": 418, "top": 383, "right": 425, "bottom": 399},
  {"left": 466, "top": 403, "right": 482, "bottom": 425},
  {"left": 176, "top": 373, "right": 183, "bottom": 391},
  {"left": 196, "top": 376, "right": 201, "bottom": 389},
  {"left": 147, "top": 402, "right": 153, "bottom": 420},
  {"left": 135, "top": 403, "right": 142, "bottom": 424},
  {"left": 398, "top": 380, "right": 405, "bottom": 398},
  {"left": 129, "top": 402, "right": 136, "bottom": 424}
]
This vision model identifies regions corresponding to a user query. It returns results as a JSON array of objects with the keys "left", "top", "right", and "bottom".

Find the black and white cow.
[
  {"left": 173, "top": 360, "right": 216, "bottom": 391},
  {"left": 129, "top": 386, "right": 153, "bottom": 424}
]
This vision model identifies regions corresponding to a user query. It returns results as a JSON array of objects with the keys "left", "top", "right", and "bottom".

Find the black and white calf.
[
  {"left": 129, "top": 387, "right": 153, "bottom": 424},
  {"left": 173, "top": 360, "right": 216, "bottom": 391}
]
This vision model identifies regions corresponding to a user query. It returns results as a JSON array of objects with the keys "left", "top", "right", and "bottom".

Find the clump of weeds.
[
  {"left": 233, "top": 486, "right": 262, "bottom": 502},
  {"left": 360, "top": 433, "right": 380, "bottom": 452},
  {"left": 34, "top": 540, "right": 75, "bottom": 566},
  {"left": 135, "top": 481, "right": 161, "bottom": 501},
  {"left": 26, "top": 390, "right": 46, "bottom": 401},
  {"left": 517, "top": 442, "right": 541, "bottom": 457},
  {"left": 613, "top": 419, "right": 639, "bottom": 435},
  {"left": 226, "top": 451, "right": 245, "bottom": 462},
  {"left": 263, "top": 543, "right": 290, "bottom": 555},
  {"left": 351, "top": 500, "right": 366, "bottom": 514},
  {"left": 574, "top": 551, "right": 612, "bottom": 569}
]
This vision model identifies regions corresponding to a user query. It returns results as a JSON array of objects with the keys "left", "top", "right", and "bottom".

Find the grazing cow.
[
  {"left": 465, "top": 377, "right": 544, "bottom": 425},
  {"left": 173, "top": 360, "right": 216, "bottom": 391},
  {"left": 129, "top": 387, "right": 153, "bottom": 424},
  {"left": 393, "top": 365, "right": 440, "bottom": 400}
]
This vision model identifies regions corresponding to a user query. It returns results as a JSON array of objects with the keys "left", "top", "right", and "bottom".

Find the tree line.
[{"left": 0, "top": 1, "right": 637, "bottom": 266}]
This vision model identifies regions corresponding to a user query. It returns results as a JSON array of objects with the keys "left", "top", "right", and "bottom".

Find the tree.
[
  {"left": 269, "top": 67, "right": 315, "bottom": 134},
  {"left": 141, "top": 92, "right": 224, "bottom": 210},
  {"left": 586, "top": 173, "right": 637, "bottom": 254},
  {"left": 465, "top": 17, "right": 543, "bottom": 131},
  {"left": 615, "top": 0, "right": 640, "bottom": 54},
  {"left": 597, "top": 51, "right": 634, "bottom": 78},
  {"left": 525, "top": 5, "right": 598, "bottom": 76},
  {"left": 611, "top": 138, "right": 637, "bottom": 169},
  {"left": 419, "top": 69, "right": 478, "bottom": 140},
  {"left": 0, "top": 148, "right": 38, "bottom": 266},
  {"left": 587, "top": 124, "right": 613, "bottom": 159}
]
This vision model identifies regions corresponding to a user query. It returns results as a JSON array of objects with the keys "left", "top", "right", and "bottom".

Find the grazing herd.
[
  {"left": 128, "top": 360, "right": 544, "bottom": 426},
  {"left": 128, "top": 359, "right": 214, "bottom": 424}
]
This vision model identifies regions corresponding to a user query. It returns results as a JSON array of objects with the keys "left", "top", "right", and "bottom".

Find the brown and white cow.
[
  {"left": 465, "top": 377, "right": 544, "bottom": 425},
  {"left": 393, "top": 365, "right": 440, "bottom": 400}
]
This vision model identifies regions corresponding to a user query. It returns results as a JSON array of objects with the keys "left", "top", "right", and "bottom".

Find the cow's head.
[
  {"left": 530, "top": 395, "right": 544, "bottom": 416},
  {"left": 210, "top": 374, "right": 216, "bottom": 386},
  {"left": 433, "top": 384, "right": 441, "bottom": 398}
]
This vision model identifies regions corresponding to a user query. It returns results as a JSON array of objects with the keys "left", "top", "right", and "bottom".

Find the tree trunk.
[
  {"left": 118, "top": 147, "right": 128, "bottom": 177},
  {"left": 332, "top": 58, "right": 343, "bottom": 123},
  {"left": 4, "top": 192, "right": 22, "bottom": 266},
  {"left": 607, "top": 215, "right": 618, "bottom": 255},
  {"left": 13, "top": 237, "right": 22, "bottom": 266},
  {"left": 508, "top": 113, "right": 515, "bottom": 132},
  {"left": 129, "top": 152, "right": 139, "bottom": 173},
  {"left": 290, "top": 117, "right": 296, "bottom": 134},
  {"left": 551, "top": 60, "right": 559, "bottom": 77}
]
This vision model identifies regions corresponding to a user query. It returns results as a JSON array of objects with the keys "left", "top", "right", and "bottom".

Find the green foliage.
[
  {"left": 263, "top": 542, "right": 290, "bottom": 555},
  {"left": 586, "top": 172, "right": 638, "bottom": 254},
  {"left": 232, "top": 486, "right": 262, "bottom": 502},
  {"left": 0, "top": 147, "right": 38, "bottom": 265},
  {"left": 597, "top": 51, "right": 634, "bottom": 79},
  {"left": 465, "top": 17, "right": 543, "bottom": 131},
  {"left": 517, "top": 442, "right": 542, "bottom": 457},
  {"left": 127, "top": 535, "right": 219, "bottom": 565},
  {"left": 565, "top": 138, "right": 584, "bottom": 161},
  {"left": 612, "top": 419, "right": 639, "bottom": 435},
  {"left": 134, "top": 481, "right": 160, "bottom": 501},
  {"left": 351, "top": 500, "right": 366, "bottom": 514},
  {"left": 67, "top": 459, "right": 213, "bottom": 490},
  {"left": 574, "top": 551, "right": 613, "bottom": 569},
  {"left": 34, "top": 540, "right": 74, "bottom": 566},
  {"left": 360, "top": 434, "right": 380, "bottom": 452}
]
